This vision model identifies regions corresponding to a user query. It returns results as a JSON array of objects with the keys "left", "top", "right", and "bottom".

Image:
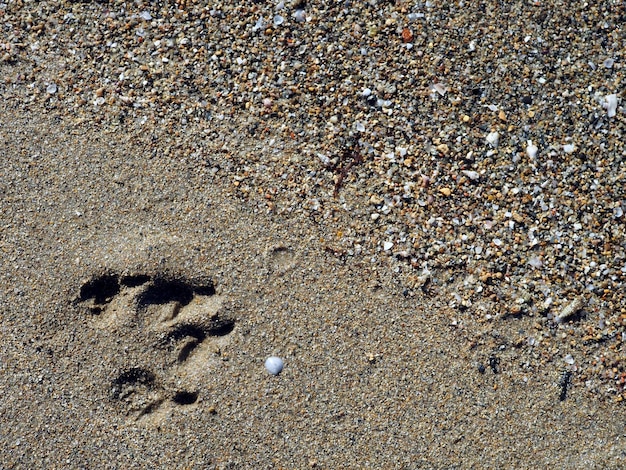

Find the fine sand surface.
[{"left": 1, "top": 1, "right": 626, "bottom": 468}]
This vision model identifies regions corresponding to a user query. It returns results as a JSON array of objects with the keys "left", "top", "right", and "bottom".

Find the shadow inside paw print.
[
  {"left": 111, "top": 367, "right": 164, "bottom": 418},
  {"left": 77, "top": 273, "right": 235, "bottom": 421}
]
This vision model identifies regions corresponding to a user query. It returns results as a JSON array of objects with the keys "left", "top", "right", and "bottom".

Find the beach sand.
[{"left": 1, "top": 1, "right": 625, "bottom": 468}]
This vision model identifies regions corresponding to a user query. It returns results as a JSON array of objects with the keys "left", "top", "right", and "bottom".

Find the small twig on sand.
[{"left": 332, "top": 142, "right": 364, "bottom": 198}]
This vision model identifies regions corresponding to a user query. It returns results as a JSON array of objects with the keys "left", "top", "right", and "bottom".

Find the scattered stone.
[
  {"left": 526, "top": 140, "right": 538, "bottom": 159},
  {"left": 603, "top": 94, "right": 618, "bottom": 118},
  {"left": 486, "top": 131, "right": 499, "bottom": 147},
  {"left": 265, "top": 356, "right": 284, "bottom": 376}
]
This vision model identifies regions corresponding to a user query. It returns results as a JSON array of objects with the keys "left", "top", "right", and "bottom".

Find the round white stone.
[{"left": 265, "top": 356, "right": 284, "bottom": 375}]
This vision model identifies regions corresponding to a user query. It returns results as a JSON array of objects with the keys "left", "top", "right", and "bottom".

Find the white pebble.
[
  {"left": 407, "top": 12, "right": 424, "bottom": 21},
  {"left": 461, "top": 170, "right": 480, "bottom": 181},
  {"left": 265, "top": 356, "right": 284, "bottom": 375},
  {"left": 486, "top": 131, "right": 499, "bottom": 147},
  {"left": 317, "top": 153, "right": 330, "bottom": 165},
  {"left": 431, "top": 82, "right": 447, "bottom": 96},
  {"left": 563, "top": 143, "right": 576, "bottom": 153},
  {"left": 252, "top": 17, "right": 265, "bottom": 32},
  {"left": 526, "top": 140, "right": 538, "bottom": 159},
  {"left": 293, "top": 10, "right": 306, "bottom": 22},
  {"left": 604, "top": 94, "right": 617, "bottom": 118},
  {"left": 383, "top": 241, "right": 394, "bottom": 251},
  {"left": 46, "top": 83, "right": 57, "bottom": 94}
]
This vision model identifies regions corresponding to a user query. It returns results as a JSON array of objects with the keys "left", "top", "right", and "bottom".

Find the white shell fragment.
[
  {"left": 431, "top": 83, "right": 447, "bottom": 96},
  {"left": 526, "top": 140, "right": 538, "bottom": 159},
  {"left": 603, "top": 94, "right": 618, "bottom": 118},
  {"left": 252, "top": 16, "right": 266, "bottom": 32},
  {"left": 555, "top": 297, "right": 583, "bottom": 324},
  {"left": 486, "top": 131, "right": 499, "bottom": 148},
  {"left": 461, "top": 170, "right": 480, "bottom": 181},
  {"left": 527, "top": 255, "right": 543, "bottom": 268},
  {"left": 293, "top": 10, "right": 306, "bottom": 22},
  {"left": 265, "top": 356, "right": 284, "bottom": 375},
  {"left": 563, "top": 144, "right": 576, "bottom": 154},
  {"left": 383, "top": 241, "right": 394, "bottom": 251},
  {"left": 317, "top": 153, "right": 330, "bottom": 166}
]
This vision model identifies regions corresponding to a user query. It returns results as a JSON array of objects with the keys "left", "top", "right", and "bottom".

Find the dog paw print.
[{"left": 76, "top": 273, "right": 235, "bottom": 421}]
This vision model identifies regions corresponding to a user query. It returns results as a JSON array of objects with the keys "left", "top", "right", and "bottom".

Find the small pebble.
[
  {"left": 461, "top": 170, "right": 479, "bottom": 181},
  {"left": 293, "top": 10, "right": 306, "bottom": 22},
  {"left": 604, "top": 94, "right": 617, "bottom": 118},
  {"left": 431, "top": 83, "right": 447, "bottom": 96},
  {"left": 486, "top": 131, "right": 499, "bottom": 147},
  {"left": 265, "top": 356, "right": 284, "bottom": 375},
  {"left": 526, "top": 140, "right": 538, "bottom": 158}
]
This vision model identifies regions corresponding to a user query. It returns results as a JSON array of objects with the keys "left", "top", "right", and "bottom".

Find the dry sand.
[{"left": 1, "top": 1, "right": 625, "bottom": 468}]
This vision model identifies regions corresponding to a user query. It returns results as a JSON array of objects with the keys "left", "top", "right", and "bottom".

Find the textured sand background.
[{"left": 1, "top": 1, "right": 626, "bottom": 468}]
